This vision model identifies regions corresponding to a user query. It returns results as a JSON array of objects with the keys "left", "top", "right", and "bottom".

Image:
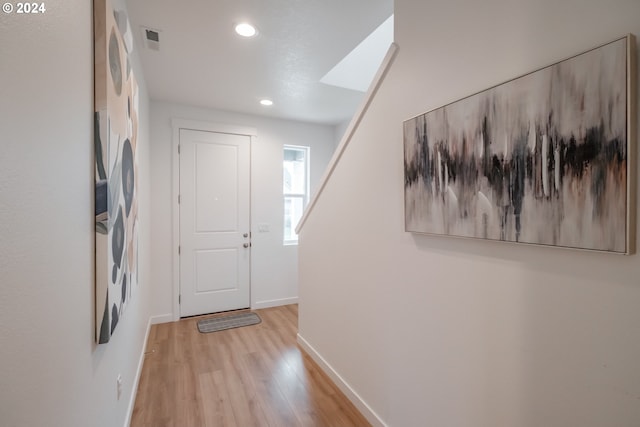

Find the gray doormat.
[{"left": 197, "top": 312, "right": 261, "bottom": 333}]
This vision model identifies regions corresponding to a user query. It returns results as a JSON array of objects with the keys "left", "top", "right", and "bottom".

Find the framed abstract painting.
[
  {"left": 94, "top": 0, "right": 139, "bottom": 343},
  {"left": 404, "top": 35, "right": 636, "bottom": 254}
]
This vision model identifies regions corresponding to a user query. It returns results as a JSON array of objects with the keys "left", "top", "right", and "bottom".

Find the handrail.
[{"left": 296, "top": 42, "right": 399, "bottom": 234}]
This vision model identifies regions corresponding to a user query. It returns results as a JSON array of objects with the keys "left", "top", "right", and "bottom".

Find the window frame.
[{"left": 283, "top": 145, "right": 310, "bottom": 245}]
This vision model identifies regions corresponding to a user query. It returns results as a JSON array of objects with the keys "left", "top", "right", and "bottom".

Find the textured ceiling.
[{"left": 126, "top": 0, "right": 393, "bottom": 125}]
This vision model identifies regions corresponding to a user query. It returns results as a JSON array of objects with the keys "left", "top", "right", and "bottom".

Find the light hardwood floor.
[{"left": 131, "top": 304, "right": 370, "bottom": 427}]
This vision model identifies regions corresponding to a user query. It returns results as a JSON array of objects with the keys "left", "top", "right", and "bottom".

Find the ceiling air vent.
[{"left": 142, "top": 27, "right": 161, "bottom": 51}]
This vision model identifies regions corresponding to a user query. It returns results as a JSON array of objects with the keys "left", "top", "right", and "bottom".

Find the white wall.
[
  {"left": 149, "top": 101, "right": 335, "bottom": 318},
  {"left": 0, "top": 1, "right": 152, "bottom": 426},
  {"left": 334, "top": 119, "right": 352, "bottom": 148},
  {"left": 298, "top": 1, "right": 640, "bottom": 426}
]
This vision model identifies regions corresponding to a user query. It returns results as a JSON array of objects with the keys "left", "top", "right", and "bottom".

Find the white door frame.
[{"left": 172, "top": 119, "right": 257, "bottom": 321}]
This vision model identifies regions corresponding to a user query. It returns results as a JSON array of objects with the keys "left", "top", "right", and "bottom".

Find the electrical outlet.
[
  {"left": 258, "top": 223, "right": 270, "bottom": 232},
  {"left": 116, "top": 374, "right": 123, "bottom": 400}
]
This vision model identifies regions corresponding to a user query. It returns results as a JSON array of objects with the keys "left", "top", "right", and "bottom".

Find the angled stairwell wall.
[{"left": 297, "top": 1, "right": 640, "bottom": 426}]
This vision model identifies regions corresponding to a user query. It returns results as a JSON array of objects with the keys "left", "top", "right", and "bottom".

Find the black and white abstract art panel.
[
  {"left": 404, "top": 35, "right": 635, "bottom": 253},
  {"left": 95, "top": 0, "right": 140, "bottom": 343}
]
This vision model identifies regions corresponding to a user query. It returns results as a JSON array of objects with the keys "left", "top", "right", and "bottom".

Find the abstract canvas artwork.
[
  {"left": 94, "top": 0, "right": 139, "bottom": 343},
  {"left": 404, "top": 35, "right": 635, "bottom": 253}
]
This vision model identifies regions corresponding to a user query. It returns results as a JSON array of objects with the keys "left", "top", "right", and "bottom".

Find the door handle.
[
  {"left": 243, "top": 233, "right": 249, "bottom": 238},
  {"left": 243, "top": 243, "right": 250, "bottom": 248}
]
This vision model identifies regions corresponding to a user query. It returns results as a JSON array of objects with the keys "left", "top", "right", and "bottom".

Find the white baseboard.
[
  {"left": 296, "top": 333, "right": 387, "bottom": 427},
  {"left": 252, "top": 296, "right": 298, "bottom": 310},
  {"left": 150, "top": 313, "right": 173, "bottom": 325},
  {"left": 124, "top": 316, "right": 153, "bottom": 427}
]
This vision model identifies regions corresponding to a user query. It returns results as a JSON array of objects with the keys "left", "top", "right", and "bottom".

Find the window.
[{"left": 283, "top": 146, "right": 309, "bottom": 244}]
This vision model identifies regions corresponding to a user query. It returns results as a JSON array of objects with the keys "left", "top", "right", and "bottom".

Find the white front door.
[{"left": 179, "top": 129, "right": 251, "bottom": 317}]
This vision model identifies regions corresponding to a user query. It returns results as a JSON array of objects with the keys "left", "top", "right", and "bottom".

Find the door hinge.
[
  {"left": 179, "top": 294, "right": 181, "bottom": 304},
  {"left": 178, "top": 145, "right": 180, "bottom": 154},
  {"left": 178, "top": 245, "right": 181, "bottom": 255},
  {"left": 178, "top": 194, "right": 181, "bottom": 204}
]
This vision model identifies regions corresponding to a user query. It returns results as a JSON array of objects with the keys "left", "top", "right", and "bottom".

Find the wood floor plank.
[
  {"left": 130, "top": 305, "right": 370, "bottom": 427},
  {"left": 198, "top": 371, "right": 238, "bottom": 427}
]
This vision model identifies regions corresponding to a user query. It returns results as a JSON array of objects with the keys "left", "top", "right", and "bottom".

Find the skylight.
[{"left": 320, "top": 15, "right": 393, "bottom": 92}]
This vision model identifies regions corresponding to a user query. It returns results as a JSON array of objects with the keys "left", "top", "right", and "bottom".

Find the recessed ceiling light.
[
  {"left": 260, "top": 99, "right": 273, "bottom": 106},
  {"left": 235, "top": 23, "right": 257, "bottom": 38}
]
